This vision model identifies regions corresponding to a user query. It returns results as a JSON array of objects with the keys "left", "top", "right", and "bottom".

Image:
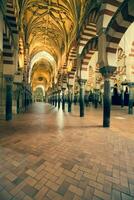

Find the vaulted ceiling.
[{"left": 19, "top": 0, "right": 92, "bottom": 90}]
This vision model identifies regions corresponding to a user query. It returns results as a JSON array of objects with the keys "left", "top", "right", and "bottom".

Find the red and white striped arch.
[
  {"left": 78, "top": 7, "right": 99, "bottom": 54},
  {"left": 97, "top": 0, "right": 124, "bottom": 33},
  {"left": 80, "top": 36, "right": 98, "bottom": 80},
  {"left": 105, "top": 0, "right": 134, "bottom": 67}
]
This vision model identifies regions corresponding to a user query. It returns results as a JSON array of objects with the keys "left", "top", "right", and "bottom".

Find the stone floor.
[{"left": 0, "top": 103, "right": 134, "bottom": 200}]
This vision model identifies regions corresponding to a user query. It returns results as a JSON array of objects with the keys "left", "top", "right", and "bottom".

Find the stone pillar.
[
  {"left": 19, "top": 89, "right": 23, "bottom": 113},
  {"left": 79, "top": 79, "right": 86, "bottom": 117},
  {"left": 17, "top": 89, "right": 20, "bottom": 114},
  {"left": 128, "top": 83, "right": 134, "bottom": 114},
  {"left": 55, "top": 91, "right": 58, "bottom": 107},
  {"left": 58, "top": 90, "right": 61, "bottom": 109},
  {"left": 22, "top": 86, "right": 25, "bottom": 112},
  {"left": 121, "top": 85, "right": 124, "bottom": 108},
  {"left": 67, "top": 85, "right": 72, "bottom": 112},
  {"left": 100, "top": 66, "right": 116, "bottom": 127},
  {"left": 24, "top": 86, "right": 28, "bottom": 111},
  {"left": 0, "top": 50, "right": 5, "bottom": 119},
  {"left": 62, "top": 88, "right": 65, "bottom": 111},
  {"left": 52, "top": 92, "right": 55, "bottom": 106},
  {"left": 5, "top": 76, "right": 13, "bottom": 120}
]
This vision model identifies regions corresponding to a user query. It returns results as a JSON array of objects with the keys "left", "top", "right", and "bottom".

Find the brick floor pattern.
[{"left": 0, "top": 103, "right": 134, "bottom": 200}]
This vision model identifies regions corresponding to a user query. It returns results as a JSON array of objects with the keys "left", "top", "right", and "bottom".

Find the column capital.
[
  {"left": 62, "top": 88, "right": 66, "bottom": 92},
  {"left": 78, "top": 79, "right": 87, "bottom": 86},
  {"left": 99, "top": 66, "right": 116, "bottom": 78},
  {"left": 67, "top": 84, "right": 73, "bottom": 89},
  {"left": 4, "top": 75, "right": 13, "bottom": 84}
]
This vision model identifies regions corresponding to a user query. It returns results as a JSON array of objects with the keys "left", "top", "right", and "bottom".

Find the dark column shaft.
[
  {"left": 62, "top": 91, "right": 65, "bottom": 111},
  {"left": 68, "top": 88, "right": 72, "bottom": 112},
  {"left": 6, "top": 84, "right": 12, "bottom": 120},
  {"left": 52, "top": 93, "right": 55, "bottom": 105},
  {"left": 55, "top": 93, "right": 57, "bottom": 107},
  {"left": 103, "top": 78, "right": 111, "bottom": 127},
  {"left": 17, "top": 91, "right": 20, "bottom": 114},
  {"left": 128, "top": 85, "right": 134, "bottom": 114},
  {"left": 121, "top": 88, "right": 124, "bottom": 108},
  {"left": 58, "top": 91, "right": 61, "bottom": 109},
  {"left": 24, "top": 89, "right": 27, "bottom": 111},
  {"left": 79, "top": 83, "right": 84, "bottom": 117}
]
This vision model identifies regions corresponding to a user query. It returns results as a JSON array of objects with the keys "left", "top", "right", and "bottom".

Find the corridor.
[{"left": 0, "top": 103, "right": 134, "bottom": 200}]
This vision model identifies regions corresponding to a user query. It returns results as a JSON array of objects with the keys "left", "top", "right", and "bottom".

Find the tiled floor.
[{"left": 0, "top": 103, "right": 134, "bottom": 200}]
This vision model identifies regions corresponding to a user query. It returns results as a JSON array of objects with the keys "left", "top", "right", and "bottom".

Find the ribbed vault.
[{"left": 19, "top": 0, "right": 92, "bottom": 90}]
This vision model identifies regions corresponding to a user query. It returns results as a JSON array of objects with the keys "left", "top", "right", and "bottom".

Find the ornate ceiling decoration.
[{"left": 20, "top": 0, "right": 91, "bottom": 90}]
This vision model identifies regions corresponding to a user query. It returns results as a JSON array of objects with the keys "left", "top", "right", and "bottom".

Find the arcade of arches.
[{"left": 0, "top": 0, "right": 134, "bottom": 199}]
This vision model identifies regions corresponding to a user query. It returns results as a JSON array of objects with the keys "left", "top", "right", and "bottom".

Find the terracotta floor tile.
[{"left": 0, "top": 103, "right": 134, "bottom": 200}]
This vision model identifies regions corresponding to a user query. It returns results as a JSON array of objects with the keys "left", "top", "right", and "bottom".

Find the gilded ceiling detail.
[{"left": 19, "top": 0, "right": 91, "bottom": 90}]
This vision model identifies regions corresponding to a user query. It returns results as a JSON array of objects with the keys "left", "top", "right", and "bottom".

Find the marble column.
[
  {"left": 68, "top": 85, "right": 72, "bottom": 113},
  {"left": 62, "top": 88, "right": 65, "bottom": 111},
  {"left": 121, "top": 85, "right": 124, "bottom": 108},
  {"left": 52, "top": 92, "right": 55, "bottom": 106},
  {"left": 55, "top": 91, "right": 58, "bottom": 107},
  {"left": 58, "top": 90, "right": 61, "bottom": 109},
  {"left": 128, "top": 83, "right": 134, "bottom": 114},
  {"left": 17, "top": 89, "right": 20, "bottom": 114},
  {"left": 5, "top": 76, "right": 13, "bottom": 120},
  {"left": 79, "top": 79, "right": 86, "bottom": 117},
  {"left": 100, "top": 66, "right": 116, "bottom": 127}
]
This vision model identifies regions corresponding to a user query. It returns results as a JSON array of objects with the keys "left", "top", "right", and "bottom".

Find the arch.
[
  {"left": 29, "top": 51, "right": 56, "bottom": 83},
  {"left": 106, "top": 0, "right": 134, "bottom": 66},
  {"left": 3, "top": 21, "right": 15, "bottom": 75},
  {"left": 5, "top": 0, "right": 18, "bottom": 36},
  {"left": 67, "top": 43, "right": 77, "bottom": 83},
  {"left": 78, "top": 6, "right": 99, "bottom": 54},
  {"left": 80, "top": 36, "right": 98, "bottom": 80},
  {"left": 34, "top": 85, "right": 45, "bottom": 96},
  {"left": 97, "top": 0, "right": 124, "bottom": 32}
]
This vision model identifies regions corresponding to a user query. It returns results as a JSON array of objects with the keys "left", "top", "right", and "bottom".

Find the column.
[
  {"left": 22, "top": 86, "right": 25, "bottom": 112},
  {"left": 62, "top": 88, "right": 65, "bottom": 111},
  {"left": 68, "top": 85, "right": 72, "bottom": 112},
  {"left": 5, "top": 76, "right": 13, "bottom": 120},
  {"left": 58, "top": 89, "right": 61, "bottom": 109},
  {"left": 121, "top": 85, "right": 124, "bottom": 108},
  {"left": 19, "top": 88, "right": 23, "bottom": 113},
  {"left": 55, "top": 91, "right": 58, "bottom": 107},
  {"left": 52, "top": 91, "right": 55, "bottom": 106},
  {"left": 128, "top": 83, "right": 134, "bottom": 114},
  {"left": 17, "top": 88, "right": 20, "bottom": 114},
  {"left": 79, "top": 79, "right": 86, "bottom": 117},
  {"left": 100, "top": 66, "right": 116, "bottom": 127}
]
